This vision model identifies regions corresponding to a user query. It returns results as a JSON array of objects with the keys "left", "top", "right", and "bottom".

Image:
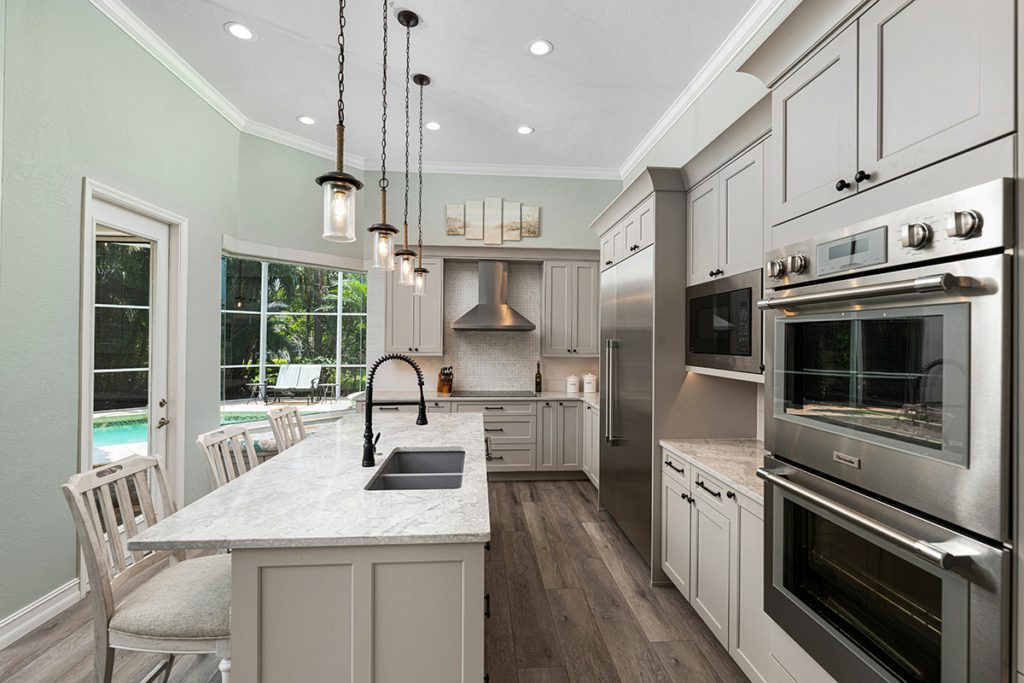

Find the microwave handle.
[
  {"left": 757, "top": 467, "right": 970, "bottom": 571},
  {"left": 757, "top": 273, "right": 974, "bottom": 310}
]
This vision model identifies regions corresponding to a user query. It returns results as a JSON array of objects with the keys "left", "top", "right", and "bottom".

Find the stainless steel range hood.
[{"left": 452, "top": 261, "right": 535, "bottom": 331}]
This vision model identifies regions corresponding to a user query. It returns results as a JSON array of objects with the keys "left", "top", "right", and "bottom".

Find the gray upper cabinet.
[
  {"left": 769, "top": 0, "right": 1013, "bottom": 226},
  {"left": 599, "top": 222, "right": 626, "bottom": 270},
  {"left": 624, "top": 196, "right": 655, "bottom": 254},
  {"left": 687, "top": 175, "right": 720, "bottom": 286},
  {"left": 857, "top": 0, "right": 1014, "bottom": 187},
  {"left": 718, "top": 143, "right": 764, "bottom": 278},
  {"left": 385, "top": 257, "right": 443, "bottom": 356},
  {"left": 771, "top": 24, "right": 858, "bottom": 226},
  {"left": 542, "top": 261, "right": 598, "bottom": 357}
]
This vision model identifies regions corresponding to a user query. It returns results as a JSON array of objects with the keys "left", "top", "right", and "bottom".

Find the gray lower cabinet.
[
  {"left": 769, "top": 0, "right": 1013, "bottom": 226},
  {"left": 537, "top": 399, "right": 583, "bottom": 472},
  {"left": 360, "top": 401, "right": 450, "bottom": 414},
  {"left": 385, "top": 257, "right": 443, "bottom": 355},
  {"left": 455, "top": 401, "right": 538, "bottom": 473},
  {"left": 581, "top": 403, "right": 601, "bottom": 487},
  {"left": 689, "top": 473, "right": 731, "bottom": 648},
  {"left": 542, "top": 261, "right": 599, "bottom": 356},
  {"left": 660, "top": 464, "right": 691, "bottom": 597}
]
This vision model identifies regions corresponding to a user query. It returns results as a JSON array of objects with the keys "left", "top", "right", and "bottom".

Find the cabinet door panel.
[
  {"left": 624, "top": 196, "right": 655, "bottom": 253},
  {"left": 686, "top": 175, "right": 720, "bottom": 285},
  {"left": 771, "top": 25, "right": 858, "bottom": 225},
  {"left": 690, "top": 499, "right": 730, "bottom": 646},
  {"left": 542, "top": 261, "right": 572, "bottom": 356},
  {"left": 720, "top": 143, "right": 764, "bottom": 277},
  {"left": 661, "top": 476, "right": 692, "bottom": 599},
  {"left": 415, "top": 258, "right": 443, "bottom": 354},
  {"left": 486, "top": 444, "right": 536, "bottom": 472},
  {"left": 731, "top": 503, "right": 771, "bottom": 682},
  {"left": 858, "top": 0, "right": 1013, "bottom": 185},
  {"left": 572, "top": 263, "right": 599, "bottom": 355},
  {"left": 557, "top": 402, "right": 582, "bottom": 470},
  {"left": 581, "top": 405, "right": 593, "bottom": 477},
  {"left": 385, "top": 269, "right": 417, "bottom": 353},
  {"left": 537, "top": 401, "right": 558, "bottom": 471}
]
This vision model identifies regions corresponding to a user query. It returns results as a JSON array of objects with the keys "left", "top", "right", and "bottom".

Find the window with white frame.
[{"left": 220, "top": 256, "right": 366, "bottom": 421}]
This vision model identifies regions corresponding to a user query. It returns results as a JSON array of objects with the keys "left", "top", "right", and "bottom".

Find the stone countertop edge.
[
  {"left": 356, "top": 390, "right": 600, "bottom": 409},
  {"left": 128, "top": 413, "right": 491, "bottom": 551},
  {"left": 659, "top": 438, "right": 767, "bottom": 504}
]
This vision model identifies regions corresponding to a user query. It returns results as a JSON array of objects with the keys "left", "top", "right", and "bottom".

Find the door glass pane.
[
  {"left": 783, "top": 500, "right": 942, "bottom": 682},
  {"left": 780, "top": 304, "right": 967, "bottom": 461},
  {"left": 688, "top": 287, "right": 753, "bottom": 356},
  {"left": 93, "top": 237, "right": 152, "bottom": 466}
]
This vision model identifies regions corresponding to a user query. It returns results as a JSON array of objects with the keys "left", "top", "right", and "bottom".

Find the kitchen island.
[{"left": 129, "top": 412, "right": 489, "bottom": 682}]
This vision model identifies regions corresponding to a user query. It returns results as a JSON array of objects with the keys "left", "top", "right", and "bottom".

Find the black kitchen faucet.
[{"left": 362, "top": 353, "right": 428, "bottom": 467}]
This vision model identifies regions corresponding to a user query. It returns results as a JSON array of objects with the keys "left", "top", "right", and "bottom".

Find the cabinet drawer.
[
  {"left": 661, "top": 449, "right": 690, "bottom": 488},
  {"left": 453, "top": 401, "right": 537, "bottom": 416},
  {"left": 486, "top": 444, "right": 536, "bottom": 472},
  {"left": 365, "top": 402, "right": 450, "bottom": 414},
  {"left": 692, "top": 465, "right": 734, "bottom": 510},
  {"left": 425, "top": 401, "right": 451, "bottom": 413},
  {"left": 482, "top": 417, "right": 537, "bottom": 444}
]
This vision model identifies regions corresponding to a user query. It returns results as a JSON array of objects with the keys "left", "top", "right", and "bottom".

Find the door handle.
[
  {"left": 605, "top": 339, "right": 620, "bottom": 442},
  {"left": 156, "top": 417, "right": 170, "bottom": 429},
  {"left": 757, "top": 273, "right": 975, "bottom": 310}
]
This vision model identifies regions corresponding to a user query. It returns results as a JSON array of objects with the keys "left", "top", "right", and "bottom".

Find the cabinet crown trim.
[{"left": 589, "top": 167, "right": 684, "bottom": 236}]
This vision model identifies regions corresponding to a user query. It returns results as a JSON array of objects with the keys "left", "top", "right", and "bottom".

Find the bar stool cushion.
[{"left": 108, "top": 554, "right": 230, "bottom": 639}]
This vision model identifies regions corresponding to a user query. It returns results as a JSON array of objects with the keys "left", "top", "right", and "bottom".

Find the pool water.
[{"left": 92, "top": 412, "right": 266, "bottom": 447}]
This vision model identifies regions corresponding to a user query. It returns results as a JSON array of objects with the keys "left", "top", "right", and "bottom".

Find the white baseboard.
[{"left": 0, "top": 579, "right": 82, "bottom": 651}]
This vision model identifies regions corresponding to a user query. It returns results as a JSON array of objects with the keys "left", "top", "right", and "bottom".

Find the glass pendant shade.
[
  {"left": 397, "top": 250, "right": 417, "bottom": 285},
  {"left": 413, "top": 268, "right": 428, "bottom": 296},
  {"left": 371, "top": 227, "right": 397, "bottom": 270},
  {"left": 321, "top": 179, "right": 357, "bottom": 242}
]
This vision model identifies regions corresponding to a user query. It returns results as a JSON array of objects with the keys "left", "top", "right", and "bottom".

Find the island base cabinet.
[{"left": 230, "top": 543, "right": 485, "bottom": 682}]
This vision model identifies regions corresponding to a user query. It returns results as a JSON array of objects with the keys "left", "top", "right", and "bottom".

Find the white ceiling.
[{"left": 120, "top": 0, "right": 757, "bottom": 176}]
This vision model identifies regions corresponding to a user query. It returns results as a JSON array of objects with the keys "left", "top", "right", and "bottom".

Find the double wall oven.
[{"left": 757, "top": 179, "right": 1012, "bottom": 682}]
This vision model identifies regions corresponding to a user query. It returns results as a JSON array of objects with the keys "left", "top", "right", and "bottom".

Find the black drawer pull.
[
  {"left": 484, "top": 593, "right": 491, "bottom": 618},
  {"left": 664, "top": 460, "right": 685, "bottom": 475},
  {"left": 680, "top": 492, "right": 692, "bottom": 503},
  {"left": 484, "top": 428, "right": 504, "bottom": 432},
  {"left": 695, "top": 479, "right": 721, "bottom": 498},
  {"left": 726, "top": 491, "right": 737, "bottom": 500},
  {"left": 484, "top": 406, "right": 505, "bottom": 410},
  {"left": 378, "top": 406, "right": 400, "bottom": 411},
  {"left": 485, "top": 454, "right": 504, "bottom": 461}
]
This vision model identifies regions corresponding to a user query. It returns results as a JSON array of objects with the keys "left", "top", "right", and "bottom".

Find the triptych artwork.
[{"left": 446, "top": 198, "right": 541, "bottom": 245}]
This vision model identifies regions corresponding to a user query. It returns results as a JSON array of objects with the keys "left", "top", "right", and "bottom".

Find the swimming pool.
[{"left": 92, "top": 412, "right": 267, "bottom": 447}]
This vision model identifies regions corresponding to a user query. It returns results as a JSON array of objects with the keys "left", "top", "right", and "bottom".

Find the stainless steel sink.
[{"left": 365, "top": 449, "right": 465, "bottom": 490}]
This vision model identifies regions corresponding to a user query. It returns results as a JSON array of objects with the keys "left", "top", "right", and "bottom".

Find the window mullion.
[{"left": 259, "top": 260, "right": 269, "bottom": 390}]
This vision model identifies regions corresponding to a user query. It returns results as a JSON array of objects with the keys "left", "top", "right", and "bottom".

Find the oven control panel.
[{"left": 764, "top": 178, "right": 1011, "bottom": 288}]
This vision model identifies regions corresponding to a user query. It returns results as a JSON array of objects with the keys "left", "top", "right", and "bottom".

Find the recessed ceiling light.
[
  {"left": 296, "top": 115, "right": 316, "bottom": 126},
  {"left": 224, "top": 22, "right": 255, "bottom": 41},
  {"left": 528, "top": 39, "right": 553, "bottom": 56},
  {"left": 425, "top": 121, "right": 441, "bottom": 131},
  {"left": 517, "top": 126, "right": 535, "bottom": 135}
]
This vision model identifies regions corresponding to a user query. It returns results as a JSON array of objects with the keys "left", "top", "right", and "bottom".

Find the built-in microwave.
[{"left": 685, "top": 268, "right": 762, "bottom": 375}]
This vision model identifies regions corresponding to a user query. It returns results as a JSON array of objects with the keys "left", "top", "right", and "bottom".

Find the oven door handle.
[
  {"left": 757, "top": 468, "right": 971, "bottom": 571},
  {"left": 757, "top": 273, "right": 974, "bottom": 310}
]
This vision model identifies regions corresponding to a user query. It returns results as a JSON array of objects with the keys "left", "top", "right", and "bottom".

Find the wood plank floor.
[
  {"left": 0, "top": 480, "right": 744, "bottom": 682},
  {"left": 486, "top": 480, "right": 746, "bottom": 683}
]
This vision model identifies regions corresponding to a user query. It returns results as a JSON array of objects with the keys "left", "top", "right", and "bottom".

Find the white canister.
[
  {"left": 582, "top": 372, "right": 597, "bottom": 393},
  {"left": 566, "top": 374, "right": 580, "bottom": 393}
]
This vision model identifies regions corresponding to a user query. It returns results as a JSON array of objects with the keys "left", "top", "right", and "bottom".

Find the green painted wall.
[
  {"left": 0, "top": 0, "right": 239, "bottom": 620},
  {"left": 361, "top": 171, "right": 620, "bottom": 252}
]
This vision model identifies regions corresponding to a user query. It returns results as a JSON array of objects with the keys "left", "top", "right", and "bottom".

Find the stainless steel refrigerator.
[{"left": 599, "top": 248, "right": 654, "bottom": 565}]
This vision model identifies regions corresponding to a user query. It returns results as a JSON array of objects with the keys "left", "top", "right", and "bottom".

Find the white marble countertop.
[
  {"left": 356, "top": 390, "right": 600, "bottom": 410},
  {"left": 128, "top": 413, "right": 491, "bottom": 550},
  {"left": 659, "top": 438, "right": 767, "bottom": 504}
]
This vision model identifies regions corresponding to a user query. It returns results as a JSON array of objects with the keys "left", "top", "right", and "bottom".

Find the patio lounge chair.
[{"left": 264, "top": 364, "right": 323, "bottom": 404}]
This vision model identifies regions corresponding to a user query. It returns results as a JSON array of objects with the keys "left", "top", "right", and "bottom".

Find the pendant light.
[
  {"left": 316, "top": 0, "right": 363, "bottom": 243},
  {"left": 368, "top": 0, "right": 398, "bottom": 269},
  {"left": 413, "top": 73, "right": 430, "bottom": 297},
  {"left": 395, "top": 11, "right": 419, "bottom": 285}
]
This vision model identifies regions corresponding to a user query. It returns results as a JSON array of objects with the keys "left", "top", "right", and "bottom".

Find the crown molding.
[
  {"left": 419, "top": 160, "right": 621, "bottom": 181},
  {"left": 87, "top": 0, "right": 246, "bottom": 128},
  {"left": 617, "top": 0, "right": 787, "bottom": 179},
  {"left": 240, "top": 119, "right": 366, "bottom": 169}
]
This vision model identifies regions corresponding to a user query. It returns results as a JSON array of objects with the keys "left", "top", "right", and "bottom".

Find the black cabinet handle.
[
  {"left": 680, "top": 492, "right": 692, "bottom": 503},
  {"left": 484, "top": 406, "right": 505, "bottom": 410},
  {"left": 708, "top": 270, "right": 715, "bottom": 277},
  {"left": 695, "top": 479, "right": 722, "bottom": 498},
  {"left": 485, "top": 541, "right": 491, "bottom": 552},
  {"left": 485, "top": 454, "right": 504, "bottom": 461},
  {"left": 854, "top": 170, "right": 871, "bottom": 183},
  {"left": 484, "top": 427, "right": 504, "bottom": 432},
  {"left": 378, "top": 406, "right": 400, "bottom": 411},
  {"left": 414, "top": 347, "right": 419, "bottom": 352},
  {"left": 726, "top": 491, "right": 737, "bottom": 500},
  {"left": 664, "top": 460, "right": 685, "bottom": 475},
  {"left": 605, "top": 260, "right": 613, "bottom": 266},
  {"left": 484, "top": 593, "right": 491, "bottom": 618},
  {"left": 835, "top": 178, "right": 851, "bottom": 191}
]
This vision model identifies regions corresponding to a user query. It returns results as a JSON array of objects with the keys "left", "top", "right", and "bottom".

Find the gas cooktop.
[{"left": 450, "top": 390, "right": 537, "bottom": 398}]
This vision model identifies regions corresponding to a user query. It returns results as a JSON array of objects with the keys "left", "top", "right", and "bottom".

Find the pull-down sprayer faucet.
[{"left": 362, "top": 354, "right": 428, "bottom": 467}]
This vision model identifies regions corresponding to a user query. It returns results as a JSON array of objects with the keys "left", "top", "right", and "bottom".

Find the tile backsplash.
[{"left": 368, "top": 260, "right": 598, "bottom": 392}]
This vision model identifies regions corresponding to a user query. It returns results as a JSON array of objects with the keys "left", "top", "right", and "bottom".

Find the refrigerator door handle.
[{"left": 605, "top": 339, "right": 619, "bottom": 442}]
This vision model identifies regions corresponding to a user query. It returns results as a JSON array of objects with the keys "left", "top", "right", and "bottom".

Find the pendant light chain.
[
  {"left": 378, "top": 0, "right": 389, "bottom": 197},
  {"left": 337, "top": 0, "right": 345, "bottom": 127},
  {"left": 417, "top": 80, "right": 424, "bottom": 267},
  {"left": 402, "top": 24, "right": 411, "bottom": 246}
]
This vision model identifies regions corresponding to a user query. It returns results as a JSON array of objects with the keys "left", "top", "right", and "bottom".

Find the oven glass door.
[
  {"left": 689, "top": 286, "right": 753, "bottom": 357},
  {"left": 775, "top": 303, "right": 969, "bottom": 465}
]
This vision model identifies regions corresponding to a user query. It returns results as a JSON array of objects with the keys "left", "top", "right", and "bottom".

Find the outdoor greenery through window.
[{"left": 220, "top": 256, "right": 367, "bottom": 424}]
